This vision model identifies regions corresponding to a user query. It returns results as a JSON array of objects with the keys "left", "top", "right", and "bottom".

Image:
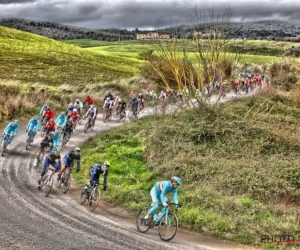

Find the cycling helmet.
[
  {"left": 49, "top": 118, "right": 54, "bottom": 122},
  {"left": 68, "top": 103, "right": 73, "bottom": 108},
  {"left": 32, "top": 116, "right": 37, "bottom": 121},
  {"left": 14, "top": 120, "right": 19, "bottom": 125},
  {"left": 106, "top": 97, "right": 110, "bottom": 101},
  {"left": 171, "top": 176, "right": 182, "bottom": 185},
  {"left": 90, "top": 104, "right": 94, "bottom": 109},
  {"left": 74, "top": 147, "right": 80, "bottom": 155},
  {"left": 44, "top": 104, "right": 48, "bottom": 108},
  {"left": 76, "top": 98, "right": 80, "bottom": 102},
  {"left": 61, "top": 112, "right": 65, "bottom": 116},
  {"left": 103, "top": 161, "right": 110, "bottom": 167},
  {"left": 73, "top": 108, "right": 77, "bottom": 112},
  {"left": 139, "top": 93, "right": 142, "bottom": 96},
  {"left": 106, "top": 91, "right": 109, "bottom": 94}
]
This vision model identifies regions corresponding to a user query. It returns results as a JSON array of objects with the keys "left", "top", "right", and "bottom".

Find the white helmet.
[
  {"left": 75, "top": 98, "right": 80, "bottom": 102},
  {"left": 90, "top": 104, "right": 94, "bottom": 109},
  {"left": 106, "top": 97, "right": 110, "bottom": 101},
  {"left": 73, "top": 108, "right": 77, "bottom": 112},
  {"left": 68, "top": 103, "right": 73, "bottom": 107},
  {"left": 118, "top": 98, "right": 122, "bottom": 103}
]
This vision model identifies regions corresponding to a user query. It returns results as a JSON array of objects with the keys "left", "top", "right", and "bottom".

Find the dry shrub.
[{"left": 237, "top": 62, "right": 263, "bottom": 74}]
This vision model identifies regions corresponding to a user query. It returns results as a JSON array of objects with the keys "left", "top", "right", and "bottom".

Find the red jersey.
[
  {"left": 43, "top": 109, "right": 55, "bottom": 119},
  {"left": 45, "top": 120, "right": 56, "bottom": 129},
  {"left": 70, "top": 110, "right": 79, "bottom": 121},
  {"left": 84, "top": 97, "right": 94, "bottom": 105}
]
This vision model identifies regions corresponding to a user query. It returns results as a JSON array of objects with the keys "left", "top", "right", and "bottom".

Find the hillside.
[
  {"left": 0, "top": 18, "right": 135, "bottom": 41},
  {"left": 0, "top": 25, "right": 141, "bottom": 86},
  {"left": 78, "top": 93, "right": 300, "bottom": 246},
  {"left": 1, "top": 18, "right": 299, "bottom": 41},
  {"left": 0, "top": 26, "right": 142, "bottom": 122}
]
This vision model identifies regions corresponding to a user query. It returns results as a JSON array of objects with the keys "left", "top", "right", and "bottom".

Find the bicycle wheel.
[
  {"left": 102, "top": 112, "right": 107, "bottom": 122},
  {"left": 26, "top": 136, "right": 30, "bottom": 150},
  {"left": 128, "top": 110, "right": 133, "bottom": 120},
  {"left": 78, "top": 115, "right": 83, "bottom": 124},
  {"left": 84, "top": 122, "right": 90, "bottom": 133},
  {"left": 158, "top": 212, "right": 178, "bottom": 241},
  {"left": 62, "top": 171, "right": 71, "bottom": 194},
  {"left": 40, "top": 126, "right": 45, "bottom": 137},
  {"left": 79, "top": 186, "right": 88, "bottom": 205},
  {"left": 88, "top": 187, "right": 100, "bottom": 211},
  {"left": 136, "top": 205, "right": 151, "bottom": 233},
  {"left": 43, "top": 174, "right": 53, "bottom": 197}
]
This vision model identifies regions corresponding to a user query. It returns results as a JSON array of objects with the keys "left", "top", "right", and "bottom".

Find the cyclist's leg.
[
  {"left": 102, "top": 169, "right": 108, "bottom": 190},
  {"left": 145, "top": 187, "right": 159, "bottom": 219},
  {"left": 58, "top": 156, "right": 68, "bottom": 179}
]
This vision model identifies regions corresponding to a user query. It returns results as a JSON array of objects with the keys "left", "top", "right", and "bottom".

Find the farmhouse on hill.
[{"left": 136, "top": 32, "right": 170, "bottom": 40}]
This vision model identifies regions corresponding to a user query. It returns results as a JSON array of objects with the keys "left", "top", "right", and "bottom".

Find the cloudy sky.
[{"left": 0, "top": 0, "right": 299, "bottom": 30}]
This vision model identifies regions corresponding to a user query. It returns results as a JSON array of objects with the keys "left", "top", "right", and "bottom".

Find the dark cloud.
[
  {"left": 0, "top": 0, "right": 36, "bottom": 3},
  {"left": 0, "top": 0, "right": 299, "bottom": 29}
]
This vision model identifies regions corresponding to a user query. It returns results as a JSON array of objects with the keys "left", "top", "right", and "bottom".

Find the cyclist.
[
  {"left": 83, "top": 161, "right": 109, "bottom": 192},
  {"left": 43, "top": 106, "right": 55, "bottom": 121},
  {"left": 103, "top": 97, "right": 114, "bottom": 117},
  {"left": 57, "top": 147, "right": 81, "bottom": 181},
  {"left": 56, "top": 112, "right": 67, "bottom": 130},
  {"left": 138, "top": 93, "right": 145, "bottom": 111},
  {"left": 73, "top": 98, "right": 83, "bottom": 111},
  {"left": 143, "top": 176, "right": 182, "bottom": 222},
  {"left": 159, "top": 90, "right": 167, "bottom": 101},
  {"left": 43, "top": 118, "right": 56, "bottom": 135},
  {"left": 38, "top": 104, "right": 48, "bottom": 118},
  {"left": 49, "top": 129, "right": 61, "bottom": 152},
  {"left": 103, "top": 91, "right": 114, "bottom": 103},
  {"left": 37, "top": 147, "right": 61, "bottom": 190},
  {"left": 120, "top": 99, "right": 127, "bottom": 115},
  {"left": 70, "top": 108, "right": 79, "bottom": 132},
  {"left": 84, "top": 104, "right": 98, "bottom": 126},
  {"left": 74, "top": 98, "right": 83, "bottom": 118},
  {"left": 1, "top": 120, "right": 19, "bottom": 150},
  {"left": 129, "top": 95, "right": 139, "bottom": 115},
  {"left": 66, "top": 103, "right": 74, "bottom": 119},
  {"left": 26, "top": 116, "right": 40, "bottom": 143},
  {"left": 35, "top": 134, "right": 53, "bottom": 165},
  {"left": 83, "top": 95, "right": 94, "bottom": 109}
]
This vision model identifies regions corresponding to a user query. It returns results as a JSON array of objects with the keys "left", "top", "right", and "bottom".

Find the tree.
[{"left": 140, "top": 8, "right": 243, "bottom": 107}]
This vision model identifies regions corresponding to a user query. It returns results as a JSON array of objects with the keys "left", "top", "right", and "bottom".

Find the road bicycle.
[
  {"left": 25, "top": 129, "right": 35, "bottom": 150},
  {"left": 38, "top": 116, "right": 47, "bottom": 131},
  {"left": 128, "top": 106, "right": 139, "bottom": 120},
  {"left": 117, "top": 110, "right": 126, "bottom": 123},
  {"left": 136, "top": 202, "right": 180, "bottom": 242},
  {"left": 1, "top": 134, "right": 13, "bottom": 157},
  {"left": 40, "top": 165, "right": 57, "bottom": 197},
  {"left": 61, "top": 129, "right": 72, "bottom": 148},
  {"left": 79, "top": 181, "right": 101, "bottom": 211},
  {"left": 84, "top": 117, "right": 95, "bottom": 133},
  {"left": 56, "top": 166, "right": 72, "bottom": 194},
  {"left": 103, "top": 108, "right": 112, "bottom": 122}
]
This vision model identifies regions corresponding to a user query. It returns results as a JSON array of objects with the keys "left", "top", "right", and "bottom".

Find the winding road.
[{"left": 0, "top": 94, "right": 258, "bottom": 250}]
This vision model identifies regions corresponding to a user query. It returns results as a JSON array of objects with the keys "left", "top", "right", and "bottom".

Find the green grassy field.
[
  {"left": 63, "top": 38, "right": 299, "bottom": 65},
  {"left": 0, "top": 26, "right": 142, "bottom": 86}
]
